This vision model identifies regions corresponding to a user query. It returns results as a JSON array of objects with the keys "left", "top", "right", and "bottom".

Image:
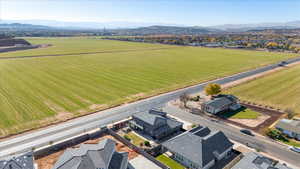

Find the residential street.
[
  {"left": 163, "top": 106, "right": 300, "bottom": 168},
  {"left": 0, "top": 57, "right": 300, "bottom": 167}
]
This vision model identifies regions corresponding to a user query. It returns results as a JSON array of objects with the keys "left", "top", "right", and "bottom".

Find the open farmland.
[
  {"left": 227, "top": 64, "right": 300, "bottom": 114},
  {"left": 0, "top": 37, "right": 297, "bottom": 136}
]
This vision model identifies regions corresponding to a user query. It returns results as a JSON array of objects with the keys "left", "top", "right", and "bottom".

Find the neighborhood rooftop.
[
  {"left": 162, "top": 126, "right": 233, "bottom": 168},
  {"left": 130, "top": 109, "right": 183, "bottom": 139},
  {"left": 52, "top": 138, "right": 128, "bottom": 169},
  {"left": 275, "top": 119, "right": 300, "bottom": 134},
  {"left": 0, "top": 152, "right": 34, "bottom": 169},
  {"left": 231, "top": 152, "right": 292, "bottom": 169}
]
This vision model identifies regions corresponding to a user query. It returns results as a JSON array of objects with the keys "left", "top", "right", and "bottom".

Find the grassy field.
[
  {"left": 0, "top": 37, "right": 175, "bottom": 58},
  {"left": 227, "top": 64, "right": 300, "bottom": 114},
  {"left": 0, "top": 37, "right": 297, "bottom": 136},
  {"left": 156, "top": 155, "right": 185, "bottom": 169}
]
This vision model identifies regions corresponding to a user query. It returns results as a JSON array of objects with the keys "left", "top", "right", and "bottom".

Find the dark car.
[
  {"left": 240, "top": 129, "right": 255, "bottom": 136},
  {"left": 278, "top": 61, "right": 288, "bottom": 66}
]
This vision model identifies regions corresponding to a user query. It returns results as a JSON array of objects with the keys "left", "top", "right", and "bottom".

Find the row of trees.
[{"left": 108, "top": 34, "right": 300, "bottom": 53}]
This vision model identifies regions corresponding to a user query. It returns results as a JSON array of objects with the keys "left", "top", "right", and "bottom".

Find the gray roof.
[
  {"left": 133, "top": 109, "right": 183, "bottom": 129},
  {"left": 275, "top": 119, "right": 300, "bottom": 134},
  {"left": 204, "top": 97, "right": 233, "bottom": 109},
  {"left": 232, "top": 152, "right": 292, "bottom": 169},
  {"left": 162, "top": 126, "right": 233, "bottom": 168},
  {"left": 52, "top": 139, "right": 128, "bottom": 169},
  {"left": 0, "top": 152, "right": 34, "bottom": 169}
]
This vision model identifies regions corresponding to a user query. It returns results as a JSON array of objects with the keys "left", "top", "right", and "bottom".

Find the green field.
[
  {"left": 156, "top": 155, "right": 185, "bottom": 169},
  {"left": 227, "top": 64, "right": 300, "bottom": 114},
  {"left": 0, "top": 37, "right": 296, "bottom": 136}
]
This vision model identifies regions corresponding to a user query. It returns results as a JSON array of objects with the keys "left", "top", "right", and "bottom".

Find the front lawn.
[
  {"left": 221, "top": 107, "right": 260, "bottom": 119},
  {"left": 278, "top": 138, "right": 300, "bottom": 147},
  {"left": 156, "top": 155, "right": 185, "bottom": 169}
]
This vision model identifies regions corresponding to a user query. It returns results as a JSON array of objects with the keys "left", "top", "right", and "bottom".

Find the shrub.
[
  {"left": 144, "top": 141, "right": 151, "bottom": 147},
  {"left": 191, "top": 124, "right": 197, "bottom": 128},
  {"left": 265, "top": 129, "right": 288, "bottom": 142},
  {"left": 124, "top": 135, "right": 131, "bottom": 142}
]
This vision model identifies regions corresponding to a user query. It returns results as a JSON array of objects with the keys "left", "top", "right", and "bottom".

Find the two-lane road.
[
  {"left": 0, "top": 57, "right": 300, "bottom": 166},
  {"left": 163, "top": 106, "right": 300, "bottom": 168}
]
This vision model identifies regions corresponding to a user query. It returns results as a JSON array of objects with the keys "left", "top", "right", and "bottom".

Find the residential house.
[
  {"left": 231, "top": 152, "right": 292, "bottom": 169},
  {"left": 52, "top": 138, "right": 128, "bottom": 169},
  {"left": 0, "top": 152, "right": 35, "bottom": 169},
  {"left": 275, "top": 119, "right": 300, "bottom": 140},
  {"left": 201, "top": 94, "right": 241, "bottom": 114},
  {"left": 162, "top": 126, "right": 233, "bottom": 169},
  {"left": 129, "top": 109, "right": 183, "bottom": 140}
]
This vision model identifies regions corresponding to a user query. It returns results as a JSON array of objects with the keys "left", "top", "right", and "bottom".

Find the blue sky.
[{"left": 1, "top": 0, "right": 299, "bottom": 26}]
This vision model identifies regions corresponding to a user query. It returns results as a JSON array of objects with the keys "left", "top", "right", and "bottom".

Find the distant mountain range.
[
  {"left": 1, "top": 19, "right": 300, "bottom": 31},
  {"left": 111, "top": 26, "right": 220, "bottom": 35},
  {"left": 0, "top": 23, "right": 53, "bottom": 31},
  {"left": 1, "top": 20, "right": 184, "bottom": 30},
  {"left": 1, "top": 20, "right": 300, "bottom": 36},
  {"left": 209, "top": 20, "right": 300, "bottom": 31}
]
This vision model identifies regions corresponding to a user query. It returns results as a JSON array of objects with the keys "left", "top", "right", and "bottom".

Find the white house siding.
[
  {"left": 172, "top": 152, "right": 201, "bottom": 169},
  {"left": 171, "top": 151, "right": 216, "bottom": 169},
  {"left": 216, "top": 147, "right": 233, "bottom": 160}
]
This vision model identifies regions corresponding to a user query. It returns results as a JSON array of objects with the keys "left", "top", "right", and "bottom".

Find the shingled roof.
[
  {"left": 275, "top": 119, "right": 300, "bottom": 134},
  {"left": 132, "top": 109, "right": 182, "bottom": 129},
  {"left": 0, "top": 152, "right": 34, "bottom": 169},
  {"left": 52, "top": 139, "right": 128, "bottom": 169},
  {"left": 162, "top": 126, "right": 233, "bottom": 168},
  {"left": 232, "top": 152, "right": 292, "bottom": 169}
]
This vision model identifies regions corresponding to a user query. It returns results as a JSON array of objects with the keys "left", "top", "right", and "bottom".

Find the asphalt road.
[
  {"left": 0, "top": 57, "right": 300, "bottom": 163},
  {"left": 163, "top": 106, "right": 300, "bottom": 168}
]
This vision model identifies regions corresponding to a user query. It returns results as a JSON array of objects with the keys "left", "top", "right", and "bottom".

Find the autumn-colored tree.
[
  {"left": 205, "top": 83, "right": 222, "bottom": 96},
  {"left": 266, "top": 42, "right": 279, "bottom": 49}
]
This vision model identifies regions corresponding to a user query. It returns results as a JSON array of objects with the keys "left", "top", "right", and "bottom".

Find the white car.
[{"left": 289, "top": 146, "right": 300, "bottom": 153}]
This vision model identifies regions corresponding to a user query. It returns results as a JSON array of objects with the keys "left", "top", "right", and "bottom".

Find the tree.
[
  {"left": 205, "top": 83, "right": 222, "bottom": 96},
  {"left": 285, "top": 108, "right": 296, "bottom": 119},
  {"left": 266, "top": 42, "right": 279, "bottom": 49},
  {"left": 179, "top": 93, "right": 189, "bottom": 108}
]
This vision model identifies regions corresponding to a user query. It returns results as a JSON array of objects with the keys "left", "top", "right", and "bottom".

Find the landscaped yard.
[
  {"left": 277, "top": 138, "right": 300, "bottom": 147},
  {"left": 227, "top": 64, "right": 300, "bottom": 115},
  {"left": 156, "top": 155, "right": 185, "bottom": 169},
  {"left": 0, "top": 37, "right": 297, "bottom": 136},
  {"left": 124, "top": 132, "right": 146, "bottom": 146},
  {"left": 221, "top": 107, "right": 260, "bottom": 119}
]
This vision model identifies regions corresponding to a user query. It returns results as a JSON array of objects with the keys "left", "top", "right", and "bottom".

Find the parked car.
[
  {"left": 289, "top": 146, "right": 300, "bottom": 153},
  {"left": 240, "top": 129, "right": 255, "bottom": 136}
]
